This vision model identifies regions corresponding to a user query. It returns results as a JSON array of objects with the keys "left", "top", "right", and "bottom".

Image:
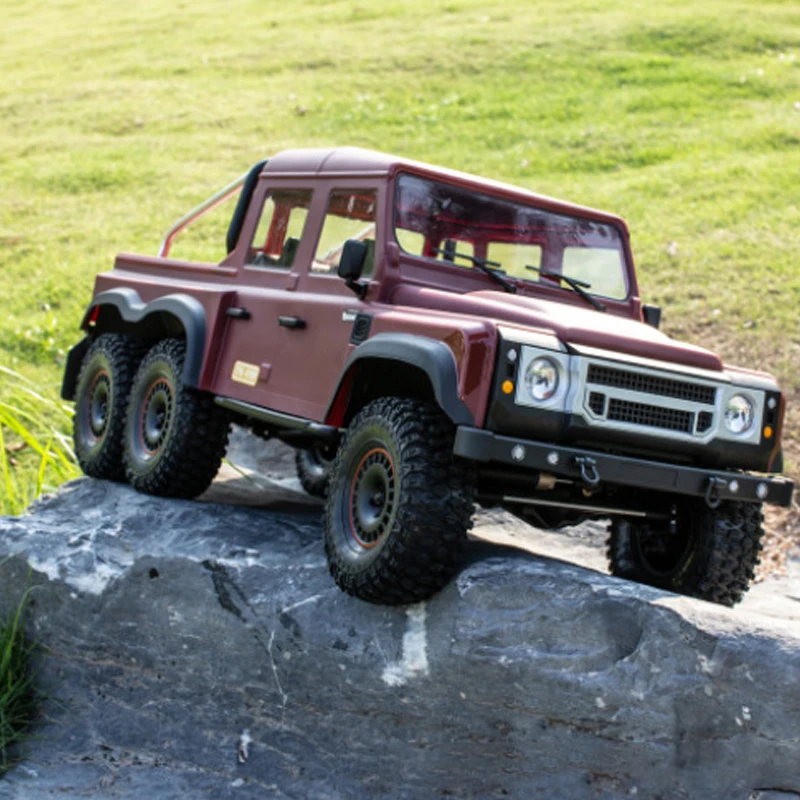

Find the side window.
[
  {"left": 248, "top": 189, "right": 312, "bottom": 268},
  {"left": 313, "top": 189, "right": 377, "bottom": 275}
]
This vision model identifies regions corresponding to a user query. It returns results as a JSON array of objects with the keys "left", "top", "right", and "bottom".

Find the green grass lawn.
[
  {"left": 0, "top": 583, "right": 36, "bottom": 775},
  {"left": 1, "top": 0, "right": 799, "bottom": 504}
]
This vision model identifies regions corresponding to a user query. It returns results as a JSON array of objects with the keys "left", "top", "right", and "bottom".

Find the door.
[
  {"left": 215, "top": 181, "right": 383, "bottom": 423},
  {"left": 270, "top": 184, "right": 383, "bottom": 421}
]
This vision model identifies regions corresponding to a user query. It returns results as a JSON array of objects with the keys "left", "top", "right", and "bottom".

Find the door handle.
[
  {"left": 226, "top": 307, "right": 251, "bottom": 320},
  {"left": 278, "top": 316, "right": 306, "bottom": 329}
]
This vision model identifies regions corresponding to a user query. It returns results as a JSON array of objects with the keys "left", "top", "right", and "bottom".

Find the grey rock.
[{"left": 0, "top": 443, "right": 798, "bottom": 799}]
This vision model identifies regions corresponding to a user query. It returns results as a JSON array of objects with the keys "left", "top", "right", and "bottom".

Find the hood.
[{"left": 390, "top": 286, "right": 723, "bottom": 372}]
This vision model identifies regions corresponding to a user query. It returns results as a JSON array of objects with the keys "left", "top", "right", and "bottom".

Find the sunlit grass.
[{"left": 0, "top": 368, "right": 80, "bottom": 516}]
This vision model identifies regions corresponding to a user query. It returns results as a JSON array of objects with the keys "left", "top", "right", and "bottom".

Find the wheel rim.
[
  {"left": 85, "top": 369, "right": 111, "bottom": 444},
  {"left": 633, "top": 520, "right": 694, "bottom": 578},
  {"left": 138, "top": 376, "right": 174, "bottom": 457},
  {"left": 348, "top": 447, "right": 396, "bottom": 549}
]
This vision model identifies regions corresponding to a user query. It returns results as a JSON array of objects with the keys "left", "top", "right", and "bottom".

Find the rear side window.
[
  {"left": 313, "top": 190, "right": 377, "bottom": 275},
  {"left": 248, "top": 189, "right": 313, "bottom": 268}
]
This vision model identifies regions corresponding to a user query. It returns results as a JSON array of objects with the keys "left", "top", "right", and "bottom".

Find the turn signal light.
[{"left": 502, "top": 380, "right": 514, "bottom": 395}]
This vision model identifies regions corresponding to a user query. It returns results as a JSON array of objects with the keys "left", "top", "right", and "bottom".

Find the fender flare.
[
  {"left": 329, "top": 333, "right": 474, "bottom": 426},
  {"left": 80, "top": 288, "right": 207, "bottom": 386}
]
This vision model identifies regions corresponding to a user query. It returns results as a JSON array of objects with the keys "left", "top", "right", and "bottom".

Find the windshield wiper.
[
  {"left": 525, "top": 265, "right": 606, "bottom": 312},
  {"left": 433, "top": 247, "right": 517, "bottom": 293}
]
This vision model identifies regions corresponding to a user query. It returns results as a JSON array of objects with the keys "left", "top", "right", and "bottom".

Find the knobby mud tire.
[
  {"left": 295, "top": 445, "right": 335, "bottom": 498},
  {"left": 324, "top": 397, "right": 475, "bottom": 605},
  {"left": 123, "top": 339, "right": 230, "bottom": 498},
  {"left": 73, "top": 333, "right": 147, "bottom": 481},
  {"left": 607, "top": 500, "right": 764, "bottom": 607}
]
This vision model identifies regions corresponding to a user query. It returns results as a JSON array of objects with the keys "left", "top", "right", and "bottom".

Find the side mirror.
[
  {"left": 338, "top": 239, "right": 368, "bottom": 300},
  {"left": 643, "top": 304, "right": 662, "bottom": 329},
  {"left": 338, "top": 239, "right": 367, "bottom": 281}
]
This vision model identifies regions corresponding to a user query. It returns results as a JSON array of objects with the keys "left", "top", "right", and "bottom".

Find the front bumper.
[{"left": 454, "top": 427, "right": 795, "bottom": 508}]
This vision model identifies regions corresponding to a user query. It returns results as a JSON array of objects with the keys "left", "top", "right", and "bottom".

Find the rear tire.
[
  {"left": 123, "top": 339, "right": 230, "bottom": 498},
  {"left": 607, "top": 500, "right": 764, "bottom": 607},
  {"left": 324, "top": 397, "right": 475, "bottom": 605},
  {"left": 295, "top": 445, "right": 335, "bottom": 498},
  {"left": 73, "top": 334, "right": 146, "bottom": 481}
]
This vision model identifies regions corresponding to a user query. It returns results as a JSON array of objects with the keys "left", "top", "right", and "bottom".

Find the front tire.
[
  {"left": 73, "top": 334, "right": 146, "bottom": 481},
  {"left": 607, "top": 500, "right": 764, "bottom": 607},
  {"left": 324, "top": 397, "right": 475, "bottom": 605},
  {"left": 123, "top": 339, "right": 230, "bottom": 498}
]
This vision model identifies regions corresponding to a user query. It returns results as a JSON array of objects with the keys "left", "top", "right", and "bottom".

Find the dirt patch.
[
  {"left": 760, "top": 501, "right": 800, "bottom": 580},
  {"left": 663, "top": 321, "right": 800, "bottom": 572}
]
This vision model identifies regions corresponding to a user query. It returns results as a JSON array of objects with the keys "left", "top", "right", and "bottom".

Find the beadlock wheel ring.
[
  {"left": 138, "top": 377, "right": 174, "bottom": 457},
  {"left": 347, "top": 446, "right": 396, "bottom": 550},
  {"left": 85, "top": 368, "right": 111, "bottom": 444}
]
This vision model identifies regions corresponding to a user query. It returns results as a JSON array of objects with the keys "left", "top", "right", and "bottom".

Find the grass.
[
  {"left": 0, "top": 582, "right": 36, "bottom": 775},
  {"left": 0, "top": 0, "right": 798, "bottom": 485},
  {"left": 0, "top": 369, "right": 79, "bottom": 516}
]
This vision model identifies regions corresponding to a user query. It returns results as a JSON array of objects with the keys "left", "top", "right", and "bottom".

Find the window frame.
[
  {"left": 392, "top": 172, "right": 632, "bottom": 302},
  {"left": 246, "top": 187, "right": 314, "bottom": 271},
  {"left": 305, "top": 184, "right": 383, "bottom": 284}
]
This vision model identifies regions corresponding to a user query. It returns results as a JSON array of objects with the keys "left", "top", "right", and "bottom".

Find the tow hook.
[
  {"left": 704, "top": 477, "right": 727, "bottom": 510},
  {"left": 574, "top": 456, "right": 601, "bottom": 489}
]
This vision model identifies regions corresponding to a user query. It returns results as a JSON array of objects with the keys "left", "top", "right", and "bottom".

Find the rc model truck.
[{"left": 62, "top": 147, "right": 795, "bottom": 607}]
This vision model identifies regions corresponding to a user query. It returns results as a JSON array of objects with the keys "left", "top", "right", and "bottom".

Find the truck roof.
[{"left": 261, "top": 147, "right": 629, "bottom": 231}]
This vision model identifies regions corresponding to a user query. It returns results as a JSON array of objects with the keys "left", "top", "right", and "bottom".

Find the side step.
[{"left": 214, "top": 397, "right": 340, "bottom": 444}]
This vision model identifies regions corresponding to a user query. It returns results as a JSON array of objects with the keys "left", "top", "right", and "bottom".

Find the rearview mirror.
[{"left": 338, "top": 240, "right": 367, "bottom": 281}]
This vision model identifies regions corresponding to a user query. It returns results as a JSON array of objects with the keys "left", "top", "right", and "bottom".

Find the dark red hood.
[{"left": 391, "top": 286, "right": 723, "bottom": 372}]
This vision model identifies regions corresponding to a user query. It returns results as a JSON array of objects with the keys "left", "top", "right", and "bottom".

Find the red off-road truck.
[{"left": 62, "top": 148, "right": 794, "bottom": 607}]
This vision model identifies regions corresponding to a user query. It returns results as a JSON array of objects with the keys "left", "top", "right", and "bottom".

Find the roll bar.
[{"left": 157, "top": 173, "right": 247, "bottom": 258}]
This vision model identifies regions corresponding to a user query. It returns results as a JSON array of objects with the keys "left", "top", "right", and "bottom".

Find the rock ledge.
[{"left": 0, "top": 472, "right": 798, "bottom": 799}]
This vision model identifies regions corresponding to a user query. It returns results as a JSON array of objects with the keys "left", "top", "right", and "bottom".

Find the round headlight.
[
  {"left": 724, "top": 394, "right": 754, "bottom": 435},
  {"left": 525, "top": 357, "right": 560, "bottom": 401}
]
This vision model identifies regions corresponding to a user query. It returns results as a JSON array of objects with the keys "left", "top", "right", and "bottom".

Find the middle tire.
[
  {"left": 123, "top": 339, "right": 230, "bottom": 498},
  {"left": 324, "top": 397, "right": 475, "bottom": 605}
]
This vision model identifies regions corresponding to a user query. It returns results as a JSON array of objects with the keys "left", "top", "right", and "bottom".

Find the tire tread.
[
  {"left": 324, "top": 397, "right": 475, "bottom": 605},
  {"left": 73, "top": 333, "right": 148, "bottom": 481},
  {"left": 124, "top": 339, "right": 230, "bottom": 498},
  {"left": 607, "top": 501, "right": 764, "bottom": 607}
]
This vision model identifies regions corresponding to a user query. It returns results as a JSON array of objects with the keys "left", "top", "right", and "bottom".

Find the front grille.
[
  {"left": 607, "top": 398, "right": 694, "bottom": 433},
  {"left": 587, "top": 364, "right": 716, "bottom": 405},
  {"left": 696, "top": 411, "right": 714, "bottom": 433},
  {"left": 588, "top": 392, "right": 606, "bottom": 416}
]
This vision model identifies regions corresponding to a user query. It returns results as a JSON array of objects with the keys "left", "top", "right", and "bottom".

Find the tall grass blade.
[
  {"left": 0, "top": 424, "right": 21, "bottom": 515},
  {"left": 0, "top": 369, "right": 79, "bottom": 516},
  {"left": 0, "top": 582, "right": 37, "bottom": 776}
]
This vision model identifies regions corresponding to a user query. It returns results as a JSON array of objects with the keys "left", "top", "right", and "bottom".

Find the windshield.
[{"left": 393, "top": 174, "right": 629, "bottom": 300}]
